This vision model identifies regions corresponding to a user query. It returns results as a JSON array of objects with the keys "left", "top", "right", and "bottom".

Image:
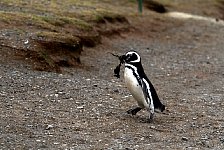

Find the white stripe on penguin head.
[{"left": 126, "top": 51, "right": 141, "bottom": 63}]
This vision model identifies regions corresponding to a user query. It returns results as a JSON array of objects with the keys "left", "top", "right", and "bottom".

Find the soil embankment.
[{"left": 0, "top": 0, "right": 224, "bottom": 149}]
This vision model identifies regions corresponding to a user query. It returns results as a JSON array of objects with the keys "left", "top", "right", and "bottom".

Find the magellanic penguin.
[{"left": 119, "top": 51, "right": 165, "bottom": 122}]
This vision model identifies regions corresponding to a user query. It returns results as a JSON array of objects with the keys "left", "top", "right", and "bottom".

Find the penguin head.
[{"left": 121, "top": 51, "right": 141, "bottom": 64}]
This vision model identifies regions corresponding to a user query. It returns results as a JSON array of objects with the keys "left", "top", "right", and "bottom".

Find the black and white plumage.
[{"left": 121, "top": 51, "right": 165, "bottom": 122}]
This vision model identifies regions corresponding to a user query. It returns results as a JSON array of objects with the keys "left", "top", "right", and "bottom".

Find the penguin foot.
[
  {"left": 148, "top": 114, "right": 154, "bottom": 123},
  {"left": 127, "top": 107, "right": 142, "bottom": 115}
]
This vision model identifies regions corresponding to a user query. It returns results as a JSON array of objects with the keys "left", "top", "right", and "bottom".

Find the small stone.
[
  {"left": 182, "top": 137, "right": 188, "bottom": 141},
  {"left": 201, "top": 136, "right": 209, "bottom": 140},
  {"left": 77, "top": 105, "right": 84, "bottom": 109},
  {"left": 220, "top": 137, "right": 224, "bottom": 143},
  {"left": 46, "top": 124, "right": 54, "bottom": 130},
  {"left": 24, "top": 39, "right": 29, "bottom": 44},
  {"left": 113, "top": 89, "right": 119, "bottom": 93},
  {"left": 53, "top": 142, "right": 59, "bottom": 145},
  {"left": 150, "top": 126, "right": 155, "bottom": 129}
]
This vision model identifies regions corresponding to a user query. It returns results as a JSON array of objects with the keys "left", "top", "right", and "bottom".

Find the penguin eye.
[
  {"left": 125, "top": 54, "right": 132, "bottom": 62},
  {"left": 127, "top": 54, "right": 131, "bottom": 59},
  {"left": 125, "top": 52, "right": 140, "bottom": 63},
  {"left": 128, "top": 53, "right": 137, "bottom": 62}
]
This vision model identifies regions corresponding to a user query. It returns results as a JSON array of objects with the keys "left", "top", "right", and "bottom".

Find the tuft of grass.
[
  {"left": 40, "top": 15, "right": 92, "bottom": 30},
  {"left": 34, "top": 31, "right": 81, "bottom": 47},
  {"left": 92, "top": 9, "right": 129, "bottom": 23},
  {"left": 0, "top": 11, "right": 56, "bottom": 30},
  {"left": 0, "top": 11, "right": 92, "bottom": 31}
]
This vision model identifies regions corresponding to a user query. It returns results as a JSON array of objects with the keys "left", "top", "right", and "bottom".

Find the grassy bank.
[
  {"left": 0, "top": 0, "right": 223, "bottom": 72},
  {"left": 0, "top": 0, "right": 135, "bottom": 72}
]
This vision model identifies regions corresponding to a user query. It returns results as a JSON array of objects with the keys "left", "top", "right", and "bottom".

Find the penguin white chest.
[{"left": 124, "top": 67, "right": 148, "bottom": 108}]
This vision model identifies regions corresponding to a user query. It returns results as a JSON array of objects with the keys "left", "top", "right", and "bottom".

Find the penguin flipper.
[{"left": 140, "top": 78, "right": 151, "bottom": 105}]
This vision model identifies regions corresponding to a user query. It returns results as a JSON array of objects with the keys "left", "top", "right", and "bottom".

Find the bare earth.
[{"left": 0, "top": 1, "right": 224, "bottom": 150}]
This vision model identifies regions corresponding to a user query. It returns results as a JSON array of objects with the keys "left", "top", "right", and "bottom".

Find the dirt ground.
[{"left": 0, "top": 0, "right": 224, "bottom": 149}]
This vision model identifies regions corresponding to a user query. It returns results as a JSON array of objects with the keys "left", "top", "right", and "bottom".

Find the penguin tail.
[{"left": 160, "top": 104, "right": 165, "bottom": 112}]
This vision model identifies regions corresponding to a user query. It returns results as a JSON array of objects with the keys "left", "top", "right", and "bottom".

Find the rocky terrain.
[{"left": 0, "top": 0, "right": 224, "bottom": 149}]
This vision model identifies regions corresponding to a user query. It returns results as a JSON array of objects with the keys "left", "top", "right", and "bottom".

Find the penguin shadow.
[
  {"left": 135, "top": 115, "right": 152, "bottom": 124},
  {"left": 120, "top": 110, "right": 153, "bottom": 124},
  {"left": 120, "top": 109, "right": 175, "bottom": 124}
]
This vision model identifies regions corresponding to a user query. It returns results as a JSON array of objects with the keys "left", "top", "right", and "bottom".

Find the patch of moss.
[
  {"left": 93, "top": 10, "right": 129, "bottom": 23},
  {"left": 0, "top": 11, "right": 56, "bottom": 30},
  {"left": 34, "top": 31, "right": 82, "bottom": 50}
]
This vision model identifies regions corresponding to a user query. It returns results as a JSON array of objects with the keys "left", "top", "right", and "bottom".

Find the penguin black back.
[{"left": 123, "top": 51, "right": 165, "bottom": 112}]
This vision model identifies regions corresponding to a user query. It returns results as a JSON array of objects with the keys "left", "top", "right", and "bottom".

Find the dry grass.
[
  {"left": 0, "top": 0, "right": 137, "bottom": 41},
  {"left": 0, "top": 0, "right": 135, "bottom": 27},
  {"left": 0, "top": 0, "right": 137, "bottom": 72}
]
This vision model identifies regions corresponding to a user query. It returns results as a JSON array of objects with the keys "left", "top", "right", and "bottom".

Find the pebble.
[
  {"left": 53, "top": 142, "right": 59, "bottom": 145},
  {"left": 182, "top": 137, "right": 188, "bottom": 141},
  {"left": 201, "top": 136, "right": 209, "bottom": 140},
  {"left": 24, "top": 39, "right": 29, "bottom": 44},
  {"left": 77, "top": 105, "right": 84, "bottom": 109},
  {"left": 113, "top": 89, "right": 119, "bottom": 93},
  {"left": 46, "top": 124, "right": 54, "bottom": 130},
  {"left": 150, "top": 126, "right": 156, "bottom": 129}
]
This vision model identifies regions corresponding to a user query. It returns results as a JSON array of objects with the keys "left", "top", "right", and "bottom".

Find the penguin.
[{"left": 120, "top": 51, "right": 165, "bottom": 122}]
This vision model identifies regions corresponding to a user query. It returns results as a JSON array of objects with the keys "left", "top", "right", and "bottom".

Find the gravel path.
[{"left": 0, "top": 13, "right": 224, "bottom": 149}]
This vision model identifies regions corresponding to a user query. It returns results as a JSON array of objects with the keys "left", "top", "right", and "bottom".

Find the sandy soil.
[{"left": 0, "top": 1, "right": 224, "bottom": 149}]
